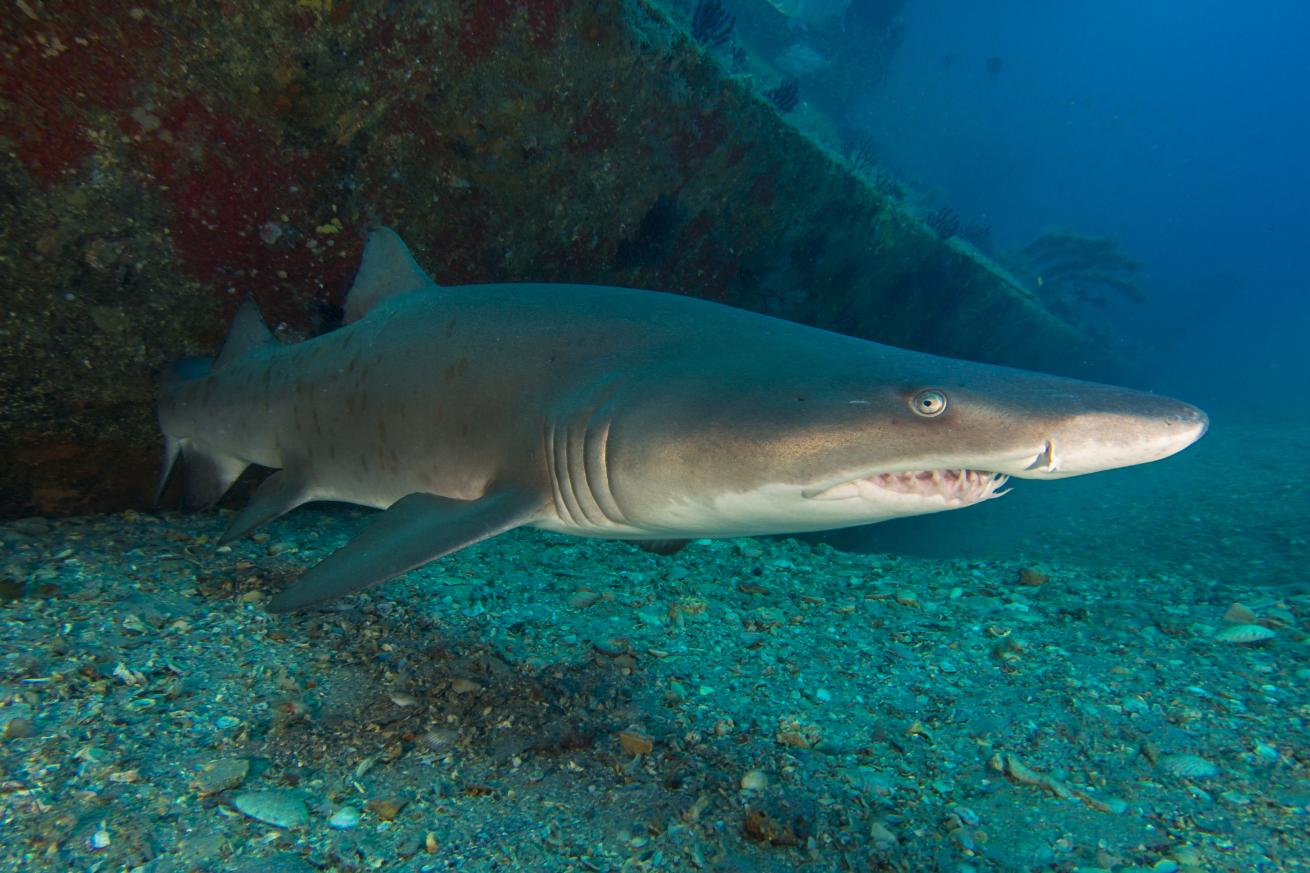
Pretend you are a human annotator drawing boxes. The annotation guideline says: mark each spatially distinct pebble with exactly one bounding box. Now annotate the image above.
[365,796,408,821]
[618,729,654,756]
[232,790,310,829]
[1223,602,1257,624]
[1103,796,1129,814]
[1017,568,1048,587]
[2,717,34,740]
[740,769,767,791]
[567,590,602,609]
[328,806,361,829]
[449,677,483,694]
[192,758,249,795]
[840,765,895,798]
[0,705,33,737]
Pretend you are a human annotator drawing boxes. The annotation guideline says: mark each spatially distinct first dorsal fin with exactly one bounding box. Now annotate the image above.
[214,299,275,370]
[344,227,435,323]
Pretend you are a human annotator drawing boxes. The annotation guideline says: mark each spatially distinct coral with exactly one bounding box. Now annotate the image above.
[691,0,734,48]
[843,136,879,176]
[873,169,903,201]
[925,207,960,241]
[765,79,800,113]
[1018,232,1145,306]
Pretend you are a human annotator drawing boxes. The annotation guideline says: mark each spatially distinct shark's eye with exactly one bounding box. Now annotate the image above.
[910,389,948,417]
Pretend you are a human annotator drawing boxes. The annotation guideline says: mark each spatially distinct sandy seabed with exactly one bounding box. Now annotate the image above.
[1,418,1307,872]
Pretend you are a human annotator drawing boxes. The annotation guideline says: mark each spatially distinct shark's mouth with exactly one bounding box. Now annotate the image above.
[806,469,1011,505]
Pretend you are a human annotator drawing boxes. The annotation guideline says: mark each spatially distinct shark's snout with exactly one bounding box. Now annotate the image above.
[1009,398,1208,479]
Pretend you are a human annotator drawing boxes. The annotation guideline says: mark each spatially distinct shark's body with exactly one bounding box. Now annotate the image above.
[159,228,1207,612]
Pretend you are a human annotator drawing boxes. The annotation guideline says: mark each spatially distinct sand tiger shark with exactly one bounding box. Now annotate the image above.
[158,228,1207,612]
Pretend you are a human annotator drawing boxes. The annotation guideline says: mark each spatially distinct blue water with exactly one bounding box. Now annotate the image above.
[850,0,1310,418]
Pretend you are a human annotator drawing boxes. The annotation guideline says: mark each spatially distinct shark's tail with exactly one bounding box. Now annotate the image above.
[156,300,275,507]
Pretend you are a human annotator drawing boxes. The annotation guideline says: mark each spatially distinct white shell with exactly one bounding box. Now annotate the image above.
[1160,754,1218,779]
[1212,624,1276,644]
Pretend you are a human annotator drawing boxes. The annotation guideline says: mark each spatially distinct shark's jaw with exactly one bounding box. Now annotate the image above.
[804,468,1011,505]
[577,467,1016,540]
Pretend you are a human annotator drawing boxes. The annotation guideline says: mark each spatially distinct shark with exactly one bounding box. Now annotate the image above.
[158,228,1208,612]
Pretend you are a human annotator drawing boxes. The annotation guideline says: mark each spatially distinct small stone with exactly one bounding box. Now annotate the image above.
[1017,568,1048,587]
[1223,602,1257,624]
[89,824,110,850]
[740,769,767,791]
[618,729,654,756]
[3,717,34,740]
[0,704,34,738]
[192,758,249,795]
[449,677,483,694]
[567,590,602,609]
[869,819,898,848]
[743,807,799,846]
[232,790,309,829]
[365,796,408,821]
[328,807,361,829]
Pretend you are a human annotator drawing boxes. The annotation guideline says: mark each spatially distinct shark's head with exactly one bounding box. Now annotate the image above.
[604,338,1208,537]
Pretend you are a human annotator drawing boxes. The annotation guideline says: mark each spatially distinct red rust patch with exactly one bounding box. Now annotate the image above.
[451,0,571,63]
[134,95,356,329]
[568,102,617,154]
[0,1,162,183]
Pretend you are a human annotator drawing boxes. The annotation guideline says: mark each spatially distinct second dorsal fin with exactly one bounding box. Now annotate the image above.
[344,227,436,323]
[214,299,275,370]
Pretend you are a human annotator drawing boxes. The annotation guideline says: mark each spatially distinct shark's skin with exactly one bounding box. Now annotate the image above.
[158,228,1208,612]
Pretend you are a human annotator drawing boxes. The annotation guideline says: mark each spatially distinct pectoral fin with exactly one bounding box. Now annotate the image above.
[267,487,543,613]
[219,471,309,545]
